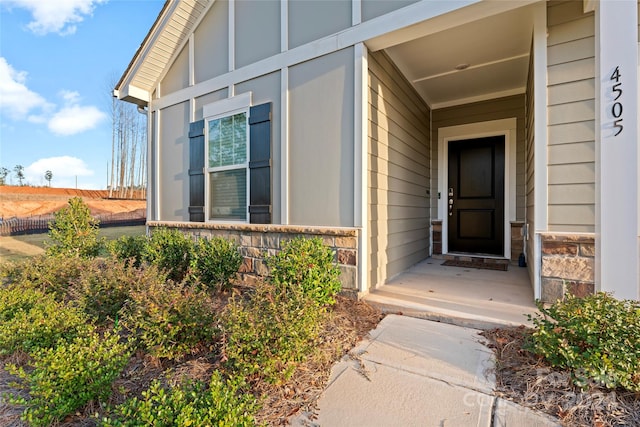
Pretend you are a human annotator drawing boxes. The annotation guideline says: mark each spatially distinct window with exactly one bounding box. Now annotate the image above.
[190,94,271,224]
[205,111,249,221]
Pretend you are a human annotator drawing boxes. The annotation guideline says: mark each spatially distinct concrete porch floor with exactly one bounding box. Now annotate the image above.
[364,258,540,329]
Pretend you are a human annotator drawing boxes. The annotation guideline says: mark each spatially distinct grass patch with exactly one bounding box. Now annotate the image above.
[0,226,146,263]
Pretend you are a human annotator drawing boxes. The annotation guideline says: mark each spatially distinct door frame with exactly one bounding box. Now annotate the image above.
[437,118,517,259]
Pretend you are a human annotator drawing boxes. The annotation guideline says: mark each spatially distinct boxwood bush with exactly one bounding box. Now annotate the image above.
[267,236,341,307]
[120,280,217,360]
[0,287,88,355]
[102,372,257,426]
[528,292,640,391]
[6,329,131,427]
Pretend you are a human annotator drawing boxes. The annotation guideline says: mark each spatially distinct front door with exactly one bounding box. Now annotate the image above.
[447,136,505,255]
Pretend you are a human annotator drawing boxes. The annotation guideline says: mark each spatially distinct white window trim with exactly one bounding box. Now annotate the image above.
[203,93,252,223]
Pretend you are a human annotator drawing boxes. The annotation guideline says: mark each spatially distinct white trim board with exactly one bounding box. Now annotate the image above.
[437,118,518,260]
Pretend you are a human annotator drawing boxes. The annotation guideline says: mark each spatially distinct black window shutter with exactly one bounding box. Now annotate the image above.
[248,103,272,224]
[188,119,205,222]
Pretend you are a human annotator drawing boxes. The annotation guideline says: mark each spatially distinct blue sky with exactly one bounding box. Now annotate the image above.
[0,0,164,189]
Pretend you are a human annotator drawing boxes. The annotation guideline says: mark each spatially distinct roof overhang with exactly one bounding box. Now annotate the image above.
[114,0,210,106]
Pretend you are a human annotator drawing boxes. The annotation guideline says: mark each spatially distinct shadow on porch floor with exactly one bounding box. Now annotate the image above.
[364,258,540,329]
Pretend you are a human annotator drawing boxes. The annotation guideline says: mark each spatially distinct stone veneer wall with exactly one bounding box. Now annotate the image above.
[147,221,360,296]
[510,221,525,264]
[540,233,595,302]
[431,220,442,255]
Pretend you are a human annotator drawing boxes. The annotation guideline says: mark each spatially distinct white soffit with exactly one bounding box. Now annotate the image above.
[117,0,209,103]
[384,3,536,108]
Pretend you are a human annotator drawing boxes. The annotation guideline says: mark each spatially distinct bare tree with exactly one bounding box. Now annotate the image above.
[0,167,9,185]
[107,74,147,198]
[45,170,53,187]
[14,165,24,186]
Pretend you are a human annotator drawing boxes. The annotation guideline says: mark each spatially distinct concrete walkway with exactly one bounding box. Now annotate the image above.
[290,315,560,427]
[364,259,540,329]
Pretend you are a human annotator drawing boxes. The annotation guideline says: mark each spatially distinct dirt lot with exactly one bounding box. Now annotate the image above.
[0,186,145,218]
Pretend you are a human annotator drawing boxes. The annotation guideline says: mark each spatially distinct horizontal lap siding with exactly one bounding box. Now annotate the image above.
[525,45,535,285]
[368,50,430,289]
[546,1,595,232]
[432,95,526,221]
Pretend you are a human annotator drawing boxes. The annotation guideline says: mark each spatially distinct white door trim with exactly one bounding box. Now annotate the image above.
[438,118,517,259]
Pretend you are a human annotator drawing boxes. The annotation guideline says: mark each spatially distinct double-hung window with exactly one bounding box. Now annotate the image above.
[205,110,249,221]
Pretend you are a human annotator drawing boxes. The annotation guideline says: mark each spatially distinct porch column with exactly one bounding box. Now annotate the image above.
[596,0,639,300]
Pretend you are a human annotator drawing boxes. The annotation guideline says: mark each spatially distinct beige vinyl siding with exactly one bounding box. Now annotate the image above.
[546,0,595,232]
[194,0,229,84]
[525,43,535,286]
[361,0,418,21]
[288,0,351,49]
[368,50,430,289]
[235,0,280,69]
[288,48,354,227]
[158,102,190,221]
[194,89,229,121]
[161,45,189,96]
[432,95,526,221]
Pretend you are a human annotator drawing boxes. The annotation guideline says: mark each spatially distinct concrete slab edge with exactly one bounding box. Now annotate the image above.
[370,302,530,330]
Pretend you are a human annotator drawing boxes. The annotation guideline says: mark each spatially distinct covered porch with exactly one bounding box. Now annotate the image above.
[364,258,538,328]
[364,2,542,298]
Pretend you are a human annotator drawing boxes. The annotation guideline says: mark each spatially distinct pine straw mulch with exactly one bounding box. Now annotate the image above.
[480,326,640,427]
[0,295,385,427]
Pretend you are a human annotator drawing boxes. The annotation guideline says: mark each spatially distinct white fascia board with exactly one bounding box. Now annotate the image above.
[118,85,151,105]
[119,1,179,98]
[151,0,536,112]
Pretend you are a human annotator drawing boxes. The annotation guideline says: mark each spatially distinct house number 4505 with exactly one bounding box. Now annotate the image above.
[610,66,623,136]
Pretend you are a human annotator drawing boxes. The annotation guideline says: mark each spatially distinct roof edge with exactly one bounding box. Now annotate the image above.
[114,0,172,104]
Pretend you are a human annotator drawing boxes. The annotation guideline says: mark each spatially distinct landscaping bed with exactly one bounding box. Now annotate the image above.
[0,199,384,426]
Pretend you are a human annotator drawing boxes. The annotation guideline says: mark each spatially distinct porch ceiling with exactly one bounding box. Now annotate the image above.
[383,4,536,109]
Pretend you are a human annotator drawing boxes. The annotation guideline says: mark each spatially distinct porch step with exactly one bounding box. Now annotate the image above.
[365,288,534,330]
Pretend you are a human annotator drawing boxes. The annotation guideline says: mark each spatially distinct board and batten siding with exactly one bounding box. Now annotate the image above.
[158,101,190,221]
[546,0,595,232]
[368,50,431,289]
[289,48,355,227]
[431,95,526,222]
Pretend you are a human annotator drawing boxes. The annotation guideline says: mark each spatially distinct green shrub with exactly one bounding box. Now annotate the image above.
[144,228,194,282]
[6,329,131,427]
[46,197,103,258]
[528,292,640,391]
[101,372,257,427]
[191,236,242,292]
[1,254,91,300]
[76,258,167,323]
[0,287,88,355]
[120,280,216,360]
[108,235,149,268]
[222,281,322,384]
[267,236,341,307]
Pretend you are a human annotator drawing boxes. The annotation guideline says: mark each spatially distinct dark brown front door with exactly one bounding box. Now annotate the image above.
[447,136,505,255]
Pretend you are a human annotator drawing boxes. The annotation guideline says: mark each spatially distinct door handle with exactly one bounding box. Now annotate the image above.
[448,188,454,216]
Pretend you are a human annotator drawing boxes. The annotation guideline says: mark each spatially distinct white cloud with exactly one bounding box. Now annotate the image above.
[0,57,53,120]
[47,91,107,135]
[48,105,107,136]
[0,58,107,136]
[0,0,107,36]
[25,156,94,188]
